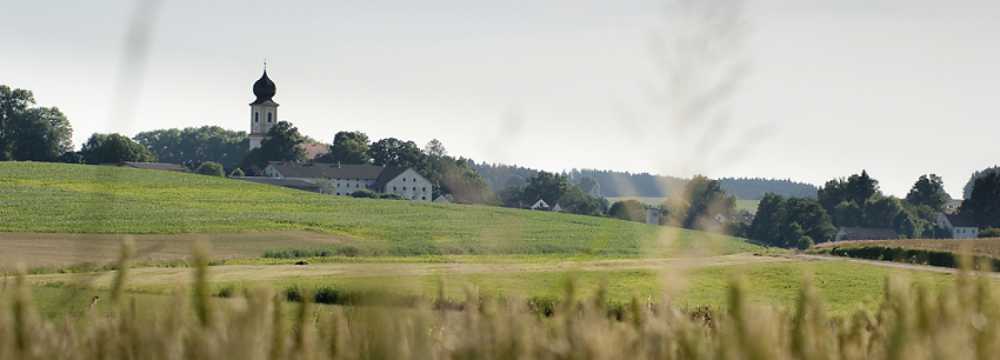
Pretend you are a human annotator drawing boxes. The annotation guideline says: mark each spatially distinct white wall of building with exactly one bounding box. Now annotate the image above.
[382,169,433,201]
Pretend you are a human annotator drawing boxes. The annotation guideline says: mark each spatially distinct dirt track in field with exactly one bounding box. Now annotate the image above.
[27,253,793,288]
[0,231,346,269]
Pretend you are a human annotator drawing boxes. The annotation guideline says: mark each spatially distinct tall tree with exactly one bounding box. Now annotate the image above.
[318,131,371,164]
[80,133,156,164]
[134,126,248,170]
[678,175,735,230]
[0,85,35,160]
[241,121,306,171]
[963,166,1000,200]
[7,107,73,161]
[749,193,833,249]
[863,196,904,228]
[520,171,570,206]
[960,172,1000,228]
[0,85,73,161]
[905,174,950,211]
[424,139,447,158]
[749,194,787,245]
[846,170,879,207]
[368,138,425,169]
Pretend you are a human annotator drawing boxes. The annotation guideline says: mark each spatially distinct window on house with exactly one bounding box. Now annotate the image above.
[254,112,259,122]
[423,187,427,192]
[267,112,273,123]
[422,196,426,200]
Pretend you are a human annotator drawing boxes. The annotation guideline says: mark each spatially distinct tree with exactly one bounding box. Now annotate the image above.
[846,170,879,207]
[520,171,570,206]
[0,85,35,160]
[557,186,607,216]
[368,138,425,169]
[575,176,601,197]
[960,172,1000,228]
[424,139,447,158]
[677,175,735,230]
[832,201,862,227]
[609,200,646,223]
[318,131,370,164]
[241,121,306,171]
[784,197,836,244]
[905,174,950,211]
[749,194,787,245]
[80,133,156,164]
[863,196,904,228]
[964,166,1000,200]
[0,85,73,161]
[748,193,833,248]
[196,161,225,177]
[134,126,248,170]
[6,107,73,162]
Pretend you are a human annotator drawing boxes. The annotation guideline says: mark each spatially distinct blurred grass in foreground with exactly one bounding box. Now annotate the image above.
[5,244,1000,359]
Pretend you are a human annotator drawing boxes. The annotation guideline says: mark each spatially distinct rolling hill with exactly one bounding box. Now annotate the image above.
[0,162,760,257]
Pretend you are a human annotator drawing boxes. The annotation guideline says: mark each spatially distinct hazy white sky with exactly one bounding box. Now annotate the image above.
[3,0,998,197]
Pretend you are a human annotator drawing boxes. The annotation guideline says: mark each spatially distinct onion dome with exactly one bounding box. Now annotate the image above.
[251,70,276,105]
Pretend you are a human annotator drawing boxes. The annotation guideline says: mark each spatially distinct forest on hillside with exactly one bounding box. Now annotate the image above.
[472,162,818,200]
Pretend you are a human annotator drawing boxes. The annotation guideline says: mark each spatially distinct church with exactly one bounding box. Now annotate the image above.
[245,69,434,201]
[248,69,279,151]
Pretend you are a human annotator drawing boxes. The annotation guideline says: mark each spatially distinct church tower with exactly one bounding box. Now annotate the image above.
[249,68,279,151]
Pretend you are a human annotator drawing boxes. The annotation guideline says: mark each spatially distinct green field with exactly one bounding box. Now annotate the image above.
[2,161,984,318]
[0,162,758,257]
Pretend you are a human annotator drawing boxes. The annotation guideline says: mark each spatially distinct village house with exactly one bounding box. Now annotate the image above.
[262,162,434,201]
[529,199,550,211]
[936,213,980,239]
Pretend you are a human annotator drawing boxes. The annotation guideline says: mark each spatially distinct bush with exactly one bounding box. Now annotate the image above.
[816,245,1000,271]
[981,228,1000,238]
[379,193,404,200]
[351,189,378,198]
[263,245,363,259]
[195,161,225,177]
[80,133,156,164]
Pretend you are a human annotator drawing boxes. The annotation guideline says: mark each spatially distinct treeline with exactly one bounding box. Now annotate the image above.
[472,162,816,200]
[748,171,1000,249]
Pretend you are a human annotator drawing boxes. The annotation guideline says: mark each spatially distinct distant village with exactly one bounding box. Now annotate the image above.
[4,68,998,250]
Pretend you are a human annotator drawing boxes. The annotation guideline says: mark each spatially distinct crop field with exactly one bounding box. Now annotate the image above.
[0,162,759,257]
[2,161,985,324]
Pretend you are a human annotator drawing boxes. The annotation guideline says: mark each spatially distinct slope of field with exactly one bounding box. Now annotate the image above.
[28,256,972,315]
[0,162,759,257]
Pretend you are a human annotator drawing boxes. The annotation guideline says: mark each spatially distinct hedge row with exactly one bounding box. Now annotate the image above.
[815,245,1000,271]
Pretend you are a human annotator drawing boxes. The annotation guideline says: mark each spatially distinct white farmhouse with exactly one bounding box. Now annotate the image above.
[936,213,980,239]
[529,199,550,211]
[263,162,434,201]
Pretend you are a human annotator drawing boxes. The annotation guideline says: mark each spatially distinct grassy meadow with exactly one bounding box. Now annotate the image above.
[0,162,757,257]
[3,161,993,330]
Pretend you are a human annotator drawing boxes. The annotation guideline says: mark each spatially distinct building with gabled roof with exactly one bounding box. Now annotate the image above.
[263,162,433,201]
[936,212,980,239]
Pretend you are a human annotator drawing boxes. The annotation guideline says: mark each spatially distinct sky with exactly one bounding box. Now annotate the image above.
[2,0,998,197]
